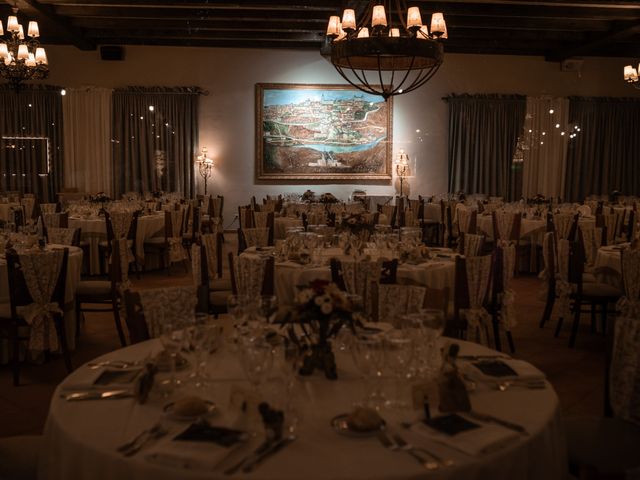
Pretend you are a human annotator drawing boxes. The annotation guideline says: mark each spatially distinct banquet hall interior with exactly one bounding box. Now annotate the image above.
[0,1,639,479]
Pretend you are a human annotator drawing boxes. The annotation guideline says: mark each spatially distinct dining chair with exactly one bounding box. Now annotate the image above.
[144,208,188,274]
[191,233,232,317]
[98,210,139,277]
[237,227,270,253]
[182,204,201,250]
[369,283,426,324]
[76,238,128,346]
[2,247,71,386]
[489,241,517,353]
[123,286,198,344]
[45,227,81,247]
[539,232,558,329]
[448,254,493,345]
[228,252,275,297]
[457,232,484,257]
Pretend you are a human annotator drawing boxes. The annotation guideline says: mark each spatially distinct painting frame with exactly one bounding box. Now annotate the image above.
[255,83,393,182]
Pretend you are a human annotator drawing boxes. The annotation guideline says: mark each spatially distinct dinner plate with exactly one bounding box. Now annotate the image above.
[163,400,217,422]
[330,413,385,438]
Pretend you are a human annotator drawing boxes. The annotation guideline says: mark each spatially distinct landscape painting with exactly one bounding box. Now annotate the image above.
[255,83,392,181]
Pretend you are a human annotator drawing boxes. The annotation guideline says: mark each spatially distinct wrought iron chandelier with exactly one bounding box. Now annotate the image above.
[623,64,640,89]
[0,7,48,92]
[323,1,447,100]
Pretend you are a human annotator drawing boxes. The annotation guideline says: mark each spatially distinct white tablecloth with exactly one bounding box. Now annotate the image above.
[39,338,567,480]
[0,245,83,361]
[476,215,546,240]
[69,214,165,274]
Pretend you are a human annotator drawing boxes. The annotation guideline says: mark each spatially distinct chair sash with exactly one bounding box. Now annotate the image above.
[462,255,492,345]
[16,250,65,352]
[553,213,574,240]
[497,240,517,331]
[168,209,187,263]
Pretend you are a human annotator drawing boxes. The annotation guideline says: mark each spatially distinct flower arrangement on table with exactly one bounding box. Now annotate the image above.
[528,193,548,205]
[283,280,358,380]
[338,212,374,236]
[319,192,339,204]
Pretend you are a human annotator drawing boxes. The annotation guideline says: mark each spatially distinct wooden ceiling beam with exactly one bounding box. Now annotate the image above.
[43,0,341,12]
[546,21,640,61]
[84,28,323,42]
[13,0,96,50]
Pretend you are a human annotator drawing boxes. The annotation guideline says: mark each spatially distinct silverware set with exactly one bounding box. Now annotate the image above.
[377,429,454,470]
[87,360,141,370]
[224,435,296,475]
[62,389,133,401]
[117,423,168,457]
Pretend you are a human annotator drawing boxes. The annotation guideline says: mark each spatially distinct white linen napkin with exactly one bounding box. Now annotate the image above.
[462,358,546,383]
[412,418,520,456]
[145,436,248,472]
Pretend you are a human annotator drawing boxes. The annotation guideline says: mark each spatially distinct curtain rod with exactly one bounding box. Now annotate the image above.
[116,87,209,96]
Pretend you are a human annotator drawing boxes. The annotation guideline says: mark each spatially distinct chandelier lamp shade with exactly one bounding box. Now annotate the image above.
[0,7,49,91]
[324,1,447,100]
[623,64,640,89]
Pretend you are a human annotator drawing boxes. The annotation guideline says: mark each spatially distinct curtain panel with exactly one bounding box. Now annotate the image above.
[446,94,526,200]
[521,96,570,200]
[112,87,200,198]
[0,85,64,201]
[564,97,640,201]
[62,87,113,196]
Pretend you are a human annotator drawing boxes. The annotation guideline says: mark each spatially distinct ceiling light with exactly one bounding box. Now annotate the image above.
[323,1,447,100]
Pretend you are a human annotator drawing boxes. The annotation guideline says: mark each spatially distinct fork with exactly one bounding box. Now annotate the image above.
[392,433,454,468]
[119,424,168,456]
[377,430,439,470]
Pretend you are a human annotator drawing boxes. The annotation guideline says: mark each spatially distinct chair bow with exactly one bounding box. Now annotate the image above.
[463,307,491,345]
[17,302,62,352]
[168,236,186,262]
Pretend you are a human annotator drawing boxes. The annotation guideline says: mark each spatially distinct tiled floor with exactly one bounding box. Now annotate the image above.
[0,245,606,438]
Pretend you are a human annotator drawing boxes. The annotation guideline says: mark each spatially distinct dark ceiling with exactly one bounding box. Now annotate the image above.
[2,0,640,62]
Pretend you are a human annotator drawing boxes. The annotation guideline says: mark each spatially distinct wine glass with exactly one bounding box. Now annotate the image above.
[351,335,385,408]
[158,315,185,396]
[239,338,273,394]
[186,313,214,388]
[384,329,415,409]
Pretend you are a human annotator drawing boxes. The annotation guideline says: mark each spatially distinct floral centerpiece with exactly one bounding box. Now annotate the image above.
[284,280,357,380]
[338,212,373,236]
[89,192,111,204]
[319,192,339,204]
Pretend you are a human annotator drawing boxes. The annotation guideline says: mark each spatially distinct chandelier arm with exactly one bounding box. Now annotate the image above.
[333,64,379,97]
[388,54,417,95]
[343,54,381,96]
[400,63,443,95]
[376,53,388,97]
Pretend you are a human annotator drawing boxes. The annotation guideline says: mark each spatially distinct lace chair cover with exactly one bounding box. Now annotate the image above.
[494,210,516,240]
[20,197,35,219]
[579,224,602,266]
[458,208,473,234]
[306,208,326,226]
[168,209,187,263]
[113,237,132,293]
[253,211,270,229]
[609,249,640,425]
[345,203,364,214]
[375,284,426,324]
[403,208,419,227]
[109,211,133,239]
[409,199,421,216]
[238,207,252,229]
[462,234,483,257]
[553,213,574,240]
[243,227,270,248]
[138,286,197,338]
[328,203,345,215]
[234,255,267,297]
[497,240,517,331]
[462,255,492,345]
[338,258,385,314]
[201,233,219,280]
[47,227,76,246]
[260,203,276,213]
[540,232,557,281]
[43,213,63,228]
[41,203,57,215]
[211,197,223,218]
[16,250,65,352]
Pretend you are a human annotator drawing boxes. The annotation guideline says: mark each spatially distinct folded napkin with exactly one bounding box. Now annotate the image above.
[61,367,143,391]
[462,359,545,383]
[413,415,519,456]
[145,426,248,472]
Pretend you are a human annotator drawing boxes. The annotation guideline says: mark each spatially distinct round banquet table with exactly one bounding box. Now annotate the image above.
[241,248,457,305]
[69,213,165,274]
[0,244,83,362]
[594,244,626,290]
[39,336,566,480]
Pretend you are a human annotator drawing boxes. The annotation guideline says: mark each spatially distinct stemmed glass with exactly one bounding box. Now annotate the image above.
[227,294,253,350]
[405,309,445,380]
[384,329,415,409]
[351,335,385,408]
[186,313,220,388]
[239,338,273,395]
[158,314,185,397]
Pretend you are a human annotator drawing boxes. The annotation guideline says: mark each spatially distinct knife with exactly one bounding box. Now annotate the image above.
[467,411,529,435]
[242,435,296,473]
[62,389,133,401]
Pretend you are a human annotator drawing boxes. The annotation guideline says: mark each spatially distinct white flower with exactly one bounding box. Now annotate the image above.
[320,302,333,315]
[296,289,313,304]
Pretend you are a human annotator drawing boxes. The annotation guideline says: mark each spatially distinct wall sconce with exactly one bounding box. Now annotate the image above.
[395,148,410,196]
[196,146,215,195]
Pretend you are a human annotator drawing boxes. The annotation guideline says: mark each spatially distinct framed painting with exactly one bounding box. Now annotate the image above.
[255,83,393,181]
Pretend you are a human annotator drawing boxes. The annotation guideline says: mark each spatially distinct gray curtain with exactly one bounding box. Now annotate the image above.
[0,84,64,201]
[112,87,200,197]
[564,97,640,201]
[445,94,526,200]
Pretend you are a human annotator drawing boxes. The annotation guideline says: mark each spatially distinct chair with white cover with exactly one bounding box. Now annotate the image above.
[45,227,81,247]
[191,233,232,316]
[3,247,71,386]
[370,283,426,324]
[238,227,270,253]
[565,248,640,477]
[124,286,198,344]
[490,241,517,353]
[228,252,275,298]
[144,208,188,273]
[457,233,484,257]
